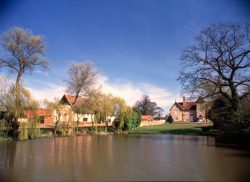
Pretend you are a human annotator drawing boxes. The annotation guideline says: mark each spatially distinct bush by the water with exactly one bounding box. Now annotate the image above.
[113,109,141,131]
[128,111,141,130]
[208,95,250,133]
[166,115,174,123]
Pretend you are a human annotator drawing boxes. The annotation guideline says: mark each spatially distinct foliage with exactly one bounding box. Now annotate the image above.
[57,122,69,136]
[207,93,250,133]
[0,119,8,138]
[208,95,250,132]
[128,110,141,130]
[0,27,48,139]
[18,123,28,140]
[43,98,62,136]
[166,115,174,123]
[236,95,250,132]
[112,97,132,131]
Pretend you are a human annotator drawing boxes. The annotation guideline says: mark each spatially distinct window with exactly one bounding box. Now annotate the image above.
[38,116,45,124]
[83,117,88,122]
[64,113,67,117]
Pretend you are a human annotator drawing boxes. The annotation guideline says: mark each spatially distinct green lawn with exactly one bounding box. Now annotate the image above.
[128,123,213,136]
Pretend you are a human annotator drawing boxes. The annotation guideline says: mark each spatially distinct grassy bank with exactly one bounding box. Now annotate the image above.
[128,123,213,136]
[0,136,12,141]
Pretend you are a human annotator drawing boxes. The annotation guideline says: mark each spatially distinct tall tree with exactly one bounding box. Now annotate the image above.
[66,62,98,105]
[134,95,163,116]
[65,62,99,133]
[178,23,250,112]
[113,97,132,131]
[0,27,48,136]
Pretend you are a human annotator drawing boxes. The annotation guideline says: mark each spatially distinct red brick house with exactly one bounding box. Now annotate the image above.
[169,97,210,123]
[141,115,154,122]
[24,109,53,125]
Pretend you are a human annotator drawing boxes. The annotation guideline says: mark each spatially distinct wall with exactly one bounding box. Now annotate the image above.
[140,120,165,127]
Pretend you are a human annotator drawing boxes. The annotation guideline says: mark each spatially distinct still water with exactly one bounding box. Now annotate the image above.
[0,135,250,181]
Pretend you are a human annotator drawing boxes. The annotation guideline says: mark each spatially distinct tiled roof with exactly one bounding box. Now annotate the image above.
[24,109,52,118]
[63,94,85,107]
[141,115,154,120]
[176,102,196,111]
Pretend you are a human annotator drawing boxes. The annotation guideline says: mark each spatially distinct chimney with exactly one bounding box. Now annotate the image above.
[183,96,187,107]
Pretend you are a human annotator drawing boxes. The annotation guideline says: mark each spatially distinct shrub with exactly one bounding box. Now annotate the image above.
[208,95,250,132]
[166,115,174,123]
[128,111,141,130]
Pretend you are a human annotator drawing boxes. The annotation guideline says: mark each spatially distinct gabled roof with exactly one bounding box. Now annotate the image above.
[59,94,85,108]
[170,102,196,111]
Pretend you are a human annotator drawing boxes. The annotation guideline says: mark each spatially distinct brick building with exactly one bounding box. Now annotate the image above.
[169,97,210,123]
[24,109,53,125]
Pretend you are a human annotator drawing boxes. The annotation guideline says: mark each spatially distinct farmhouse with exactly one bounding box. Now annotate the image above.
[24,109,53,125]
[22,94,115,126]
[169,97,210,123]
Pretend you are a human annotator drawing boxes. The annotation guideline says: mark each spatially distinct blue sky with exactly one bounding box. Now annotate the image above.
[0,0,249,111]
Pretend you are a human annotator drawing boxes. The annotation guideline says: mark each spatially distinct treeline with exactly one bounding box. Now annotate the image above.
[0,27,143,139]
[0,27,165,140]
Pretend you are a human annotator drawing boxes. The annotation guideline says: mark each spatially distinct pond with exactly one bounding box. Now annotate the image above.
[0,135,250,181]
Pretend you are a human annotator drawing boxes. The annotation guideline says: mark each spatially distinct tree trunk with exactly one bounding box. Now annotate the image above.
[105,121,108,132]
[54,120,58,136]
[13,74,22,140]
[105,114,108,132]
[76,119,79,135]
[229,83,239,112]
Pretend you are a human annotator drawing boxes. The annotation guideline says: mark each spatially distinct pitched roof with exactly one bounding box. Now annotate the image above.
[170,102,196,111]
[24,109,52,118]
[141,115,154,120]
[60,94,85,108]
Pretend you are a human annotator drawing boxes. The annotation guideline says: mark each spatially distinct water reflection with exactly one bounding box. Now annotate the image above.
[0,135,250,181]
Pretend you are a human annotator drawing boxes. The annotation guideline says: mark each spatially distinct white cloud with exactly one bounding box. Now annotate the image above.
[27,83,65,102]
[97,75,179,112]
[27,74,179,113]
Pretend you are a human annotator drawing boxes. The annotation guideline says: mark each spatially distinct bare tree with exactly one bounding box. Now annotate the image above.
[155,107,164,119]
[65,62,98,133]
[179,23,250,111]
[0,27,48,132]
[66,62,98,105]
[134,95,163,116]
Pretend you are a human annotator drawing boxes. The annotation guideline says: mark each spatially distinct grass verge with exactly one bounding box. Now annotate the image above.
[128,123,213,136]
